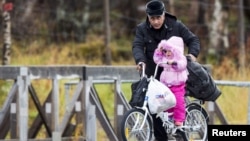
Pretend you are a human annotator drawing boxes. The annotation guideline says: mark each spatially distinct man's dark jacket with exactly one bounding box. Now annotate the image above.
[132,12,200,79]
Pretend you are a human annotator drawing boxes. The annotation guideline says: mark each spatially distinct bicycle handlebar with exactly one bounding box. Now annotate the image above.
[153,62,168,78]
[138,62,168,79]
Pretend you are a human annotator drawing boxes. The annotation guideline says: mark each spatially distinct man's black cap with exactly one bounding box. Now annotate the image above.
[146,0,165,16]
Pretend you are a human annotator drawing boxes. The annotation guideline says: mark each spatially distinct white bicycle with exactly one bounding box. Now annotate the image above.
[120,63,209,141]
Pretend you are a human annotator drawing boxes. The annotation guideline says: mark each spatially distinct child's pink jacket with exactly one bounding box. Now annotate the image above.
[153,36,188,87]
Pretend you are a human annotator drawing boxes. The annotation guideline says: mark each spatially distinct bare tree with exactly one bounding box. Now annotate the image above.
[238,0,245,74]
[1,0,12,65]
[104,0,111,65]
[208,0,229,64]
[168,0,175,15]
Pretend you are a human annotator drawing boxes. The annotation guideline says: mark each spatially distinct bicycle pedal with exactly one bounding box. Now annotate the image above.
[171,126,184,135]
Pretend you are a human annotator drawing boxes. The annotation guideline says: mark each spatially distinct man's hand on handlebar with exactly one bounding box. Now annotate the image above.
[136,62,146,72]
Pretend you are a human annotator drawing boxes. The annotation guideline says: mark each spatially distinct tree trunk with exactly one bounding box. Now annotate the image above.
[168,0,175,15]
[208,0,229,64]
[104,0,111,65]
[1,0,12,65]
[238,0,246,74]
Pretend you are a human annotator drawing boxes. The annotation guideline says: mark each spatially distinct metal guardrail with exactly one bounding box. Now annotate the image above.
[215,80,250,87]
[0,65,249,141]
[0,65,140,141]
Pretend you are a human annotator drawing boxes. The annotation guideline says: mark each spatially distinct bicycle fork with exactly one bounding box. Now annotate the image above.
[132,107,150,131]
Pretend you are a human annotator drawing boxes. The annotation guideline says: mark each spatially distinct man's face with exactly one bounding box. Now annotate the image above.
[148,14,165,29]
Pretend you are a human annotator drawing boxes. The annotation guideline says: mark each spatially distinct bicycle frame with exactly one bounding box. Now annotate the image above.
[133,96,151,130]
[134,62,176,133]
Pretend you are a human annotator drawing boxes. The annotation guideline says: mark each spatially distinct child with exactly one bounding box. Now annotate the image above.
[153,36,188,126]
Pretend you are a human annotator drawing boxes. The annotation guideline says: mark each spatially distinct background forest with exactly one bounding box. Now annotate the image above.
[0,0,250,139]
[1,0,250,70]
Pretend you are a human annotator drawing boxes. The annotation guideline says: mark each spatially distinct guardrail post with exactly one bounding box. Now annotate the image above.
[248,88,250,124]
[17,67,29,141]
[207,101,215,124]
[85,77,96,141]
[114,77,123,140]
[45,102,52,137]
[10,103,17,138]
[52,77,61,141]
[87,105,96,141]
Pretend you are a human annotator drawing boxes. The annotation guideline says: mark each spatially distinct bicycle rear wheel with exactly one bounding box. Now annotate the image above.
[120,108,153,141]
[183,104,208,141]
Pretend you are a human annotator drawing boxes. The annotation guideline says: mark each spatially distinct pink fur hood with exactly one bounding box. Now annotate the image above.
[153,36,188,86]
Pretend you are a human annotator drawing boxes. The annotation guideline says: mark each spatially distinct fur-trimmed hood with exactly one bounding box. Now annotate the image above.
[157,36,184,59]
[153,36,188,86]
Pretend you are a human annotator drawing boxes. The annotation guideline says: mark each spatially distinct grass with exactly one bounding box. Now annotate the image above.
[0,39,249,139]
[211,57,250,124]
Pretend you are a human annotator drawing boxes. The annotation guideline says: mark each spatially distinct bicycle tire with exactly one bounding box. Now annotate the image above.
[183,104,208,141]
[120,108,153,141]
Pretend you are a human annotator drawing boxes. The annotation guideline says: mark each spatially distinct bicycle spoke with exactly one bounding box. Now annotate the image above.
[183,105,208,140]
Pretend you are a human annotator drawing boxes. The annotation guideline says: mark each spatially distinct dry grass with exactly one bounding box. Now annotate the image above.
[212,56,249,124]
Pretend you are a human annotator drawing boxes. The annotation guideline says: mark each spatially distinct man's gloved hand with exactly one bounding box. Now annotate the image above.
[136,62,146,71]
[187,54,197,61]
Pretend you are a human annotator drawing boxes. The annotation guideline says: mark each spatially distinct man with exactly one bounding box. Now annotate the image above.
[132,0,200,140]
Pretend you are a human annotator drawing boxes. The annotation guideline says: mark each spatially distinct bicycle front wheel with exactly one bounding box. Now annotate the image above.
[120,108,153,141]
[183,104,208,141]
